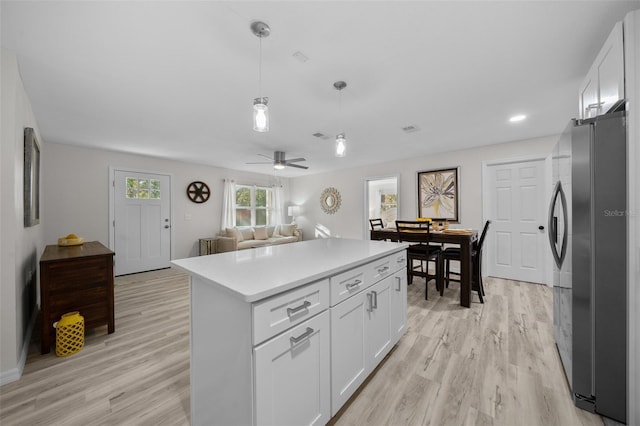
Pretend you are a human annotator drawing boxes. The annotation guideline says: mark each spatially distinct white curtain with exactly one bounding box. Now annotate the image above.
[273,185,284,226]
[221,179,235,230]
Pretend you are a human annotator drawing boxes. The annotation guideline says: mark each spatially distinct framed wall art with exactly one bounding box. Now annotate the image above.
[24,127,40,227]
[417,167,459,222]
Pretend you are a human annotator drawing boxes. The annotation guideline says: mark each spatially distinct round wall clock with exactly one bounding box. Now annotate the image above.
[186,181,211,203]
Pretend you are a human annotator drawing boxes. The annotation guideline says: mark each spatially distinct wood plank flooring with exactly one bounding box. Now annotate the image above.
[0,268,603,425]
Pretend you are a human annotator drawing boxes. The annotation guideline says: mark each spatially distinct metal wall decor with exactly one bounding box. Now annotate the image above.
[187,181,211,203]
[320,187,342,214]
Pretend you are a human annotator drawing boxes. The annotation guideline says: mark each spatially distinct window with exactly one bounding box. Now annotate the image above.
[235,185,273,226]
[126,177,161,199]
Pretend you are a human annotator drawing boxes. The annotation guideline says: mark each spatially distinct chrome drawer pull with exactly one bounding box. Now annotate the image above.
[290,327,314,344]
[346,279,362,289]
[287,300,311,316]
[397,257,405,263]
[367,293,374,312]
[395,276,402,291]
[377,266,389,274]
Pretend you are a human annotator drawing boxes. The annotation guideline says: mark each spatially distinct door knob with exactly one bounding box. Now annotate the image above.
[538,225,545,230]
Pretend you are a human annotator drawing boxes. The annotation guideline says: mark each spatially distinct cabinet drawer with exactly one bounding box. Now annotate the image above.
[390,250,407,272]
[44,257,109,291]
[365,253,399,284]
[253,279,329,345]
[330,265,368,306]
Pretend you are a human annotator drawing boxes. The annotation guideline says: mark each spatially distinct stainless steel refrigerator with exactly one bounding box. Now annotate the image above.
[548,109,627,423]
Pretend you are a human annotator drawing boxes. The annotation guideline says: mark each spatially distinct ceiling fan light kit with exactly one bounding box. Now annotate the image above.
[251,21,270,133]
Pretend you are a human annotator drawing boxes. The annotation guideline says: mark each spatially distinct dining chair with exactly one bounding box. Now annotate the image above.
[441,220,491,303]
[395,220,442,300]
[369,218,384,230]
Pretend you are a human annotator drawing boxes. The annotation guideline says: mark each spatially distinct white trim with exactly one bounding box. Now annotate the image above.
[0,305,38,386]
[481,154,553,286]
[108,166,175,265]
[362,174,400,239]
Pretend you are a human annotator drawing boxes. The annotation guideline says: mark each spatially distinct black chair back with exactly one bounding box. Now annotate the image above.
[395,220,431,243]
[477,220,491,251]
[369,218,384,230]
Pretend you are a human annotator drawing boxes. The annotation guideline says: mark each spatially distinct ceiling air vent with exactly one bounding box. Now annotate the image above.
[312,132,331,140]
[402,125,420,133]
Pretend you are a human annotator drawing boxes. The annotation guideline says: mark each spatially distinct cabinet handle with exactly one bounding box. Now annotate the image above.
[372,291,378,309]
[290,327,314,344]
[377,266,389,274]
[395,276,402,291]
[287,300,311,317]
[345,279,362,290]
[397,257,405,264]
[367,293,374,312]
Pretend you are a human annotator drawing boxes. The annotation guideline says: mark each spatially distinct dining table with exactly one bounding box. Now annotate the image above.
[370,227,478,308]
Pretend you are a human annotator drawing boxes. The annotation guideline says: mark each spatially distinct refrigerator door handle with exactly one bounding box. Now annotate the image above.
[548,180,568,269]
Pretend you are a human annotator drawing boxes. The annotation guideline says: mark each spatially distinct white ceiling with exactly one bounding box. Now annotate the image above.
[2,1,639,177]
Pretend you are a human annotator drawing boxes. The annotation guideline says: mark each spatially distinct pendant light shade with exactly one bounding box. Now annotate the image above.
[333,81,347,157]
[335,133,346,157]
[251,21,270,132]
[253,97,269,132]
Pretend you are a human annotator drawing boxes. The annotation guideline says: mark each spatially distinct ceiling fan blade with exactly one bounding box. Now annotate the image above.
[246,161,272,164]
[286,163,309,169]
[284,158,306,163]
[257,154,274,161]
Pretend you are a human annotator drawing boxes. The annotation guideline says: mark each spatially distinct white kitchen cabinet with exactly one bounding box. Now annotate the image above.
[173,239,408,425]
[254,310,330,426]
[330,274,397,415]
[579,21,624,119]
[390,270,408,343]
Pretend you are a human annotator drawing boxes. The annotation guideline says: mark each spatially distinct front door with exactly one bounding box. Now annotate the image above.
[113,170,171,275]
[486,159,548,284]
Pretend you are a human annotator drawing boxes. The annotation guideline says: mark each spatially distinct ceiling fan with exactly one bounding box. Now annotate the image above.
[246,151,308,170]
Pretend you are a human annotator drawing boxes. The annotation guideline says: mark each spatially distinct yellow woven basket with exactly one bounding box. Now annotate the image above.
[55,311,85,357]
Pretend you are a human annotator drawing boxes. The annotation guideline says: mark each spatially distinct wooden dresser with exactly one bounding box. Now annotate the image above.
[39,241,115,354]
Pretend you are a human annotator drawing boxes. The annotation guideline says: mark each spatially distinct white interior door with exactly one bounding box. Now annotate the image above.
[486,159,548,284]
[113,170,171,275]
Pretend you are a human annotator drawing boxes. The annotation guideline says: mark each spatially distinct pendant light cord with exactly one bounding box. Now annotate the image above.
[258,36,262,99]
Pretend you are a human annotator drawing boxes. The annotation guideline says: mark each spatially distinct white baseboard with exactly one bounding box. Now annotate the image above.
[0,308,38,386]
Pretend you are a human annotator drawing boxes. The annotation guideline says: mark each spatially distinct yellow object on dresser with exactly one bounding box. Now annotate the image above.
[57,233,84,246]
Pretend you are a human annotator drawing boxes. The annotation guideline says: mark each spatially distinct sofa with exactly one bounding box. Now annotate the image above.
[217,224,302,253]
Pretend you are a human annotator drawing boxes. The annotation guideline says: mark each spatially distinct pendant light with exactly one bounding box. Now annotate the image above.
[251,21,270,132]
[333,81,347,157]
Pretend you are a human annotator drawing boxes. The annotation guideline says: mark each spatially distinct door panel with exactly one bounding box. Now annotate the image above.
[487,159,547,283]
[114,170,171,275]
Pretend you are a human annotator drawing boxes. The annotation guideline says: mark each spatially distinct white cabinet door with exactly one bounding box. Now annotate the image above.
[366,277,393,371]
[330,291,367,415]
[254,311,330,426]
[390,270,407,344]
[579,21,624,118]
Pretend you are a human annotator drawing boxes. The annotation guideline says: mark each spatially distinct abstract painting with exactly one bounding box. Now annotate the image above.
[417,167,459,222]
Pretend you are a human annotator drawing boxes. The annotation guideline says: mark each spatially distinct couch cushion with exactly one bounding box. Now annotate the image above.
[238,240,269,250]
[266,225,276,237]
[268,236,297,245]
[226,227,243,242]
[279,223,297,237]
[253,226,268,240]
[239,227,254,240]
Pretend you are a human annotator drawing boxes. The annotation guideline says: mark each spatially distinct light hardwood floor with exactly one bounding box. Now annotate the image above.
[0,268,602,425]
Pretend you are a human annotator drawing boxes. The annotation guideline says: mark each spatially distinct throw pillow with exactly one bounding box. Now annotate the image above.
[266,225,276,237]
[253,226,268,240]
[280,223,296,237]
[239,227,254,240]
[226,227,243,242]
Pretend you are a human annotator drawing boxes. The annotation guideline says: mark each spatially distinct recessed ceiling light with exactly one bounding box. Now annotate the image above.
[509,114,526,122]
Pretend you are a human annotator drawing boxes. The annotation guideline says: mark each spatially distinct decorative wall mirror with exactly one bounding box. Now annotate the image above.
[320,187,341,214]
[24,127,40,227]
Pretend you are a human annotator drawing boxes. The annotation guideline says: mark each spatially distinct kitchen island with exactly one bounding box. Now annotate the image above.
[172,238,408,426]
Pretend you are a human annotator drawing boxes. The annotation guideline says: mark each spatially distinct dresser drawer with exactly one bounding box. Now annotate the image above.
[330,264,368,306]
[253,279,329,345]
[44,257,109,291]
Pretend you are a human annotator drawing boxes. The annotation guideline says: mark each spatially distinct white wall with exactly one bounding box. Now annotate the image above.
[290,135,557,242]
[43,143,288,260]
[1,49,45,384]
[624,9,640,426]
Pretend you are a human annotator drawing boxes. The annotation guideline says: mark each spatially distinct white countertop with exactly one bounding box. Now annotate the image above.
[172,238,407,302]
